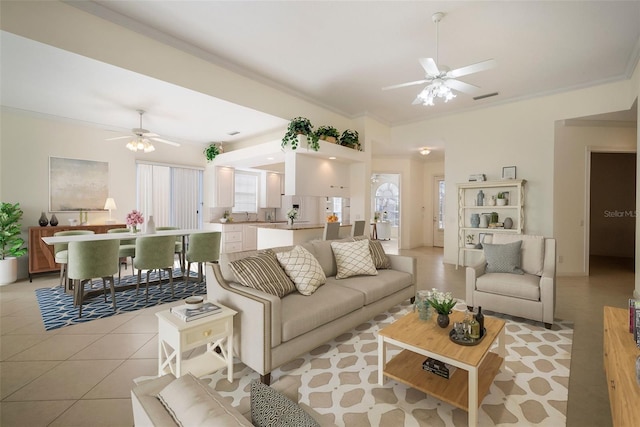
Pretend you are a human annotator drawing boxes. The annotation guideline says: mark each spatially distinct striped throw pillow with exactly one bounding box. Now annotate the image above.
[230,249,296,297]
[369,239,391,269]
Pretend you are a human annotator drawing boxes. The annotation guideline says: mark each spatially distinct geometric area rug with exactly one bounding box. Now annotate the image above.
[35,268,205,331]
[202,301,573,427]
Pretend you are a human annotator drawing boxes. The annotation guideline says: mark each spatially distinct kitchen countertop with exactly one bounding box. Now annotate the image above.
[253,223,351,230]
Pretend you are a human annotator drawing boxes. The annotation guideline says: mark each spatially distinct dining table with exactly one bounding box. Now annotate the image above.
[42,228,211,295]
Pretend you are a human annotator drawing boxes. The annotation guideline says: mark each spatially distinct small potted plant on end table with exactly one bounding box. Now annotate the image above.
[281,117,320,151]
[0,202,27,285]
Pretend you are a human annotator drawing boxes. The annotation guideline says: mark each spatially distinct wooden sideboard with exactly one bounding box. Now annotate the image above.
[28,224,126,281]
[603,306,640,426]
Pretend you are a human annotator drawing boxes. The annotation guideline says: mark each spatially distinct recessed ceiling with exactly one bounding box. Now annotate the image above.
[1,1,638,157]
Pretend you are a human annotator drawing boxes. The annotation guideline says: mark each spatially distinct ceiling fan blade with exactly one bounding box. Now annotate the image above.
[445,79,481,94]
[150,137,181,147]
[142,132,160,138]
[447,59,496,78]
[382,79,429,91]
[105,135,131,141]
[411,95,424,105]
[419,58,440,76]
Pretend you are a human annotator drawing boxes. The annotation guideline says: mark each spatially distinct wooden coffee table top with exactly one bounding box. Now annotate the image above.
[379,310,506,368]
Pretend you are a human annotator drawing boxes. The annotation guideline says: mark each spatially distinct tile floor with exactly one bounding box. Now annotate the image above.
[0,247,634,426]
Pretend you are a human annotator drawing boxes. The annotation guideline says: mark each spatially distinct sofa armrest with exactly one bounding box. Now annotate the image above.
[131,374,178,427]
[387,254,416,279]
[206,263,278,376]
[465,259,486,307]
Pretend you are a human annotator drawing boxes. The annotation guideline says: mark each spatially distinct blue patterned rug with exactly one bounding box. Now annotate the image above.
[35,268,206,331]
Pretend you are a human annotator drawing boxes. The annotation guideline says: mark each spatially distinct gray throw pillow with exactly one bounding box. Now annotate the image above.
[250,381,320,427]
[483,240,524,274]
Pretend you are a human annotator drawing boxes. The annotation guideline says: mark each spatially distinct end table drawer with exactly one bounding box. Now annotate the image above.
[183,319,230,347]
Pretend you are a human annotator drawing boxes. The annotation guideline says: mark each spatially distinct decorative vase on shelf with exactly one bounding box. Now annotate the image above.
[38,212,48,227]
[476,190,484,207]
[437,313,450,328]
[470,213,480,228]
[49,214,59,226]
[480,214,489,228]
[504,217,513,229]
[488,196,496,206]
[146,215,156,234]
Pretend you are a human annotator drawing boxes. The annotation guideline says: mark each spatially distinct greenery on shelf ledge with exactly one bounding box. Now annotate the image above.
[204,144,221,162]
[339,129,361,151]
[315,125,340,143]
[281,117,320,151]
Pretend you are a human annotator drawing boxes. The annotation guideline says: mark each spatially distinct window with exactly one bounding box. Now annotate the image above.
[375,182,399,226]
[437,178,445,230]
[136,162,203,229]
[233,171,258,213]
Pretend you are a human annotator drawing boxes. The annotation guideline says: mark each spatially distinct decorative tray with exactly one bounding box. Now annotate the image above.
[449,328,487,346]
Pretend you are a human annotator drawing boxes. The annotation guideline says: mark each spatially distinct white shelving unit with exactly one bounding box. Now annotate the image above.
[457,179,526,268]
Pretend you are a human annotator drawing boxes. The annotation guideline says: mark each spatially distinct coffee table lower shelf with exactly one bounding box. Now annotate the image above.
[383,349,503,411]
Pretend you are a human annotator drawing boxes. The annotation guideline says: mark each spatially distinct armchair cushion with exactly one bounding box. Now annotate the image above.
[483,240,524,274]
[476,272,541,301]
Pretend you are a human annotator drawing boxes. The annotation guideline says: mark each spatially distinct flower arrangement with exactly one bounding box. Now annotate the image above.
[126,210,144,228]
[287,208,298,222]
[425,288,456,315]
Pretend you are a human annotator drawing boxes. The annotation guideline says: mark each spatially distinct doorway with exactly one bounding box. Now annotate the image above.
[371,173,400,252]
[587,151,636,274]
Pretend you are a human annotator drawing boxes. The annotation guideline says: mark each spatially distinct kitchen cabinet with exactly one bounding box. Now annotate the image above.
[206,165,235,207]
[284,153,350,197]
[260,171,282,208]
[204,222,258,253]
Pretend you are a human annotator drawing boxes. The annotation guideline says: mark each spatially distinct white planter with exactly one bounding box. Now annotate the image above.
[497,198,507,206]
[0,257,18,285]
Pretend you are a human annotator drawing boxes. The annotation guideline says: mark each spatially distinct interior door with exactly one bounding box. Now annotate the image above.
[433,176,445,247]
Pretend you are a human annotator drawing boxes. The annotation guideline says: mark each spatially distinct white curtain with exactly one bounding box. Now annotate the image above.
[137,162,202,229]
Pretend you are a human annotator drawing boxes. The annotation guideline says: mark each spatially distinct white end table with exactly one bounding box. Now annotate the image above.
[156,302,236,381]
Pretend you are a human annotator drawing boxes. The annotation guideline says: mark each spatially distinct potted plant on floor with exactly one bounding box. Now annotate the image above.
[281,117,320,151]
[339,129,361,151]
[0,202,27,285]
[315,125,340,144]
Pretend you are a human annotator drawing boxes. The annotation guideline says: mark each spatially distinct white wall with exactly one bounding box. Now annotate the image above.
[554,123,637,274]
[392,78,637,266]
[0,110,205,279]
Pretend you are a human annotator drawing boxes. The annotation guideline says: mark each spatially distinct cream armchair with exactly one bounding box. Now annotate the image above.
[466,234,556,329]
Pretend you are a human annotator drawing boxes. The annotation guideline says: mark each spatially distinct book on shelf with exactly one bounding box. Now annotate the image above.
[422,357,457,379]
[634,301,640,348]
[630,299,637,333]
[171,302,222,322]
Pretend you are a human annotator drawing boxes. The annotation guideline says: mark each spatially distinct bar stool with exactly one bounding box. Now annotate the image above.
[323,222,341,240]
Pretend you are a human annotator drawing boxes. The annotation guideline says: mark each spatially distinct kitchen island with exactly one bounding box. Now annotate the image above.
[254,223,352,249]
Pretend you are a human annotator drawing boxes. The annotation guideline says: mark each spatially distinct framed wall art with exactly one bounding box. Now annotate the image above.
[502,166,517,180]
[49,157,109,212]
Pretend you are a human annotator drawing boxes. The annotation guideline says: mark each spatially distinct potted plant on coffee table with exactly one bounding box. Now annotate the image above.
[0,202,27,285]
[281,117,320,151]
[315,125,340,144]
[339,129,361,151]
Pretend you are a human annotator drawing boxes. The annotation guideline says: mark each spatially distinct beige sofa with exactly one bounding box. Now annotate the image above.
[206,238,416,383]
[466,234,556,328]
[131,373,336,426]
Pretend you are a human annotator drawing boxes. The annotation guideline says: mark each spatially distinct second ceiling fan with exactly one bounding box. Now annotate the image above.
[383,12,496,106]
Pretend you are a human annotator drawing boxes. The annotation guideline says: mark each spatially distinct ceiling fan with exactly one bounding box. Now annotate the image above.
[106,109,181,152]
[383,12,496,106]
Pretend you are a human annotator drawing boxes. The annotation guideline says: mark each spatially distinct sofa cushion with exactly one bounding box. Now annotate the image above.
[280,283,365,342]
[369,239,391,269]
[301,238,352,278]
[492,234,545,276]
[157,373,252,427]
[476,272,541,301]
[276,245,326,296]
[483,241,524,274]
[331,239,378,279]
[328,269,413,305]
[250,380,319,427]
[229,249,296,298]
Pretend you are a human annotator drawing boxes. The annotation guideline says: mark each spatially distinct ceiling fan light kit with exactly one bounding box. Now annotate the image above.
[106,109,180,152]
[383,11,496,107]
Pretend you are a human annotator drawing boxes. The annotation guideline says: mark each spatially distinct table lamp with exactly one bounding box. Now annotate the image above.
[104,198,117,224]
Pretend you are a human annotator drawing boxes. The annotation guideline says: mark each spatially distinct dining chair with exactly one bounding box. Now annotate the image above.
[67,239,120,318]
[53,230,95,290]
[351,220,366,237]
[133,235,176,302]
[185,232,222,283]
[107,227,136,282]
[323,222,341,240]
[156,226,184,272]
